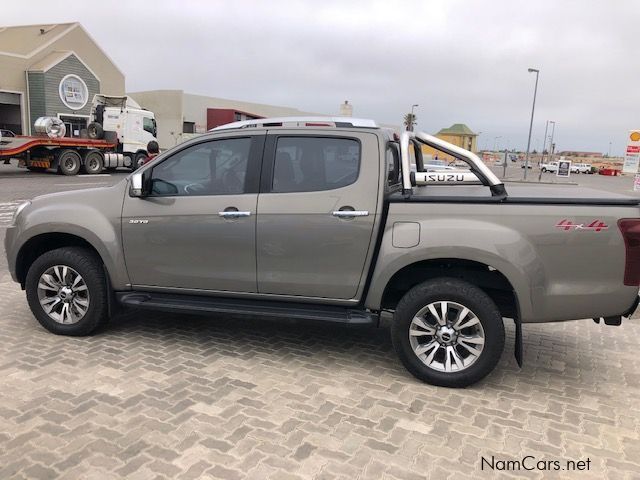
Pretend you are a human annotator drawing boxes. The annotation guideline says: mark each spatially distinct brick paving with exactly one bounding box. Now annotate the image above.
[1,170,640,479]
[1,279,639,479]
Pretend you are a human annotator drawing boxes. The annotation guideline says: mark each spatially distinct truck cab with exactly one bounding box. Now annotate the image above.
[92,95,157,166]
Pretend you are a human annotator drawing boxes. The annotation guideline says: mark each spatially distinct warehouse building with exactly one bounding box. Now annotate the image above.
[128,90,324,150]
[0,22,124,136]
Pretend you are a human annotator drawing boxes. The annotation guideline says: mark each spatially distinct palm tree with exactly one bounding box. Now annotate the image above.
[403,113,416,131]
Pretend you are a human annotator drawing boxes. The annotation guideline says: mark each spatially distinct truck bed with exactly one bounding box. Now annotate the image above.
[396,184,640,205]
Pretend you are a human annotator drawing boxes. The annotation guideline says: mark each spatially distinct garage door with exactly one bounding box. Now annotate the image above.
[0,92,22,135]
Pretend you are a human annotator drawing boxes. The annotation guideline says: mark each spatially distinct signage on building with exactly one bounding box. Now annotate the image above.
[59,74,88,110]
[557,157,571,177]
[623,130,640,174]
[634,174,640,192]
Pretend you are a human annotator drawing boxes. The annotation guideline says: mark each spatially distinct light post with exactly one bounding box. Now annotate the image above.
[539,120,555,181]
[548,121,556,161]
[541,120,549,165]
[523,68,539,180]
[608,141,612,157]
[494,136,501,151]
[410,104,418,132]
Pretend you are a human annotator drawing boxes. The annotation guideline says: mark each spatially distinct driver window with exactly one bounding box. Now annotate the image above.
[150,137,251,196]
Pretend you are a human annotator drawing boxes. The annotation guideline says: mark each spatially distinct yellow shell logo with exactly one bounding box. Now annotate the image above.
[631,131,640,142]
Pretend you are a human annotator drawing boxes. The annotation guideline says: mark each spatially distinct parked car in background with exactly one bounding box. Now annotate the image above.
[571,163,593,174]
[423,163,456,171]
[0,129,16,139]
[540,161,559,173]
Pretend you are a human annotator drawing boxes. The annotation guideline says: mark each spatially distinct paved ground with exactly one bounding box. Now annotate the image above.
[1,164,640,479]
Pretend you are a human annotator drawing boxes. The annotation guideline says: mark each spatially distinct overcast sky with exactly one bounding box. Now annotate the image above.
[3,0,639,154]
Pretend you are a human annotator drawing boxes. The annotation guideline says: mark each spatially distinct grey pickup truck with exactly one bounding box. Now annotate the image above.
[5,117,640,387]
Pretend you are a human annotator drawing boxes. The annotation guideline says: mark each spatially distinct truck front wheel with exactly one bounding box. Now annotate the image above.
[391,278,505,388]
[25,247,110,336]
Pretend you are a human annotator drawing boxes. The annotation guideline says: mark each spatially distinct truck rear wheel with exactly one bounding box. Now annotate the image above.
[25,247,110,336]
[391,278,505,388]
[83,150,104,174]
[57,150,81,176]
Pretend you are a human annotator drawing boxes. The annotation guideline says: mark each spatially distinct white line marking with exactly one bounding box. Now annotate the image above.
[53,182,109,186]
[78,174,112,177]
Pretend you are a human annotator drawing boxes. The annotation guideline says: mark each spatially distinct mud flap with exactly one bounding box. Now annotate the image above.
[514,317,523,367]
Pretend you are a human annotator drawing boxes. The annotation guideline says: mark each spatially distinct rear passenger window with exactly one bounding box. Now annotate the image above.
[386,143,401,187]
[272,137,360,193]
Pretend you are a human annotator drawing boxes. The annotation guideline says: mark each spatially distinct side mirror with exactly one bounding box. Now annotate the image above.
[130,171,147,197]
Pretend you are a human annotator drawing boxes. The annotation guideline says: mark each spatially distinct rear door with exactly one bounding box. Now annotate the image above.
[256,130,379,299]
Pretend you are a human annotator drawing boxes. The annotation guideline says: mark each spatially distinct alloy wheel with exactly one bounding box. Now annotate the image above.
[408,301,485,372]
[37,265,90,324]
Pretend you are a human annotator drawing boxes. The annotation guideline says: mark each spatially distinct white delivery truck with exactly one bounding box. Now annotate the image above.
[0,95,158,175]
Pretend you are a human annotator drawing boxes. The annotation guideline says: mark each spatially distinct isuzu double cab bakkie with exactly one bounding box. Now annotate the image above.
[5,117,640,387]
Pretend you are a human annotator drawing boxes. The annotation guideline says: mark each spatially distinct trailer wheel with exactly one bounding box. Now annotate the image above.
[83,150,104,174]
[87,122,104,140]
[57,150,82,176]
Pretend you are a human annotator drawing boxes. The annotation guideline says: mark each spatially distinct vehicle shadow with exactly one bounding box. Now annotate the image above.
[104,309,533,387]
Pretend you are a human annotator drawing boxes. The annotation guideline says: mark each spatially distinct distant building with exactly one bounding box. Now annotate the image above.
[420,123,478,162]
[0,22,125,136]
[557,151,603,158]
[128,90,326,149]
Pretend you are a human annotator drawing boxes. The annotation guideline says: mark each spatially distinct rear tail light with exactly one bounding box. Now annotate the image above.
[618,219,640,285]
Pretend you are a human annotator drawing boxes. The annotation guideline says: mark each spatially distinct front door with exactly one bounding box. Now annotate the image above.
[122,134,264,292]
[256,132,379,300]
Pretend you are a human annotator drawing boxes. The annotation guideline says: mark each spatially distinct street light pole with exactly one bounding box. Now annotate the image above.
[524,68,540,180]
[539,120,555,181]
[410,104,418,132]
[541,120,549,165]
[494,136,501,151]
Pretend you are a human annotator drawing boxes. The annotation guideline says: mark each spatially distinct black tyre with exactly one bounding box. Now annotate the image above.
[541,168,547,173]
[57,150,81,176]
[83,150,104,174]
[25,247,110,336]
[87,122,104,139]
[391,278,505,388]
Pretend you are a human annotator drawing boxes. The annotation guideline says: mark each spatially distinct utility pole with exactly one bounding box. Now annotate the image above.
[410,104,418,132]
[524,68,540,180]
[541,120,549,165]
[539,120,555,181]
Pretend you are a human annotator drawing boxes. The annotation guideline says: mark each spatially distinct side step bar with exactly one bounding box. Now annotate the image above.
[116,292,378,326]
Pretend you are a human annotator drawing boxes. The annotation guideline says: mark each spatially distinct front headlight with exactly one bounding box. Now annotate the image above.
[10,201,30,226]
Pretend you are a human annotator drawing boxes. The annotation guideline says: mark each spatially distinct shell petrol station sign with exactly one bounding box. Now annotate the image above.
[623,130,640,174]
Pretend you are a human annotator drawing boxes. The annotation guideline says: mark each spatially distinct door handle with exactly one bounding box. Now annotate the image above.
[332,210,369,218]
[219,210,251,218]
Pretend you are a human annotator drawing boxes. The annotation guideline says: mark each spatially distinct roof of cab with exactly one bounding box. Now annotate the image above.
[210,116,378,132]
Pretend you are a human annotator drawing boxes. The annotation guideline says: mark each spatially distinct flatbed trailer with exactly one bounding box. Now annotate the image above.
[0,135,133,175]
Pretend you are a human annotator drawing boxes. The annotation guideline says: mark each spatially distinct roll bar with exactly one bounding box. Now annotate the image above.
[400,131,507,197]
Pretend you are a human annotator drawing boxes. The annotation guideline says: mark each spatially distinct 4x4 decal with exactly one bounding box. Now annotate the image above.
[555,219,609,231]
